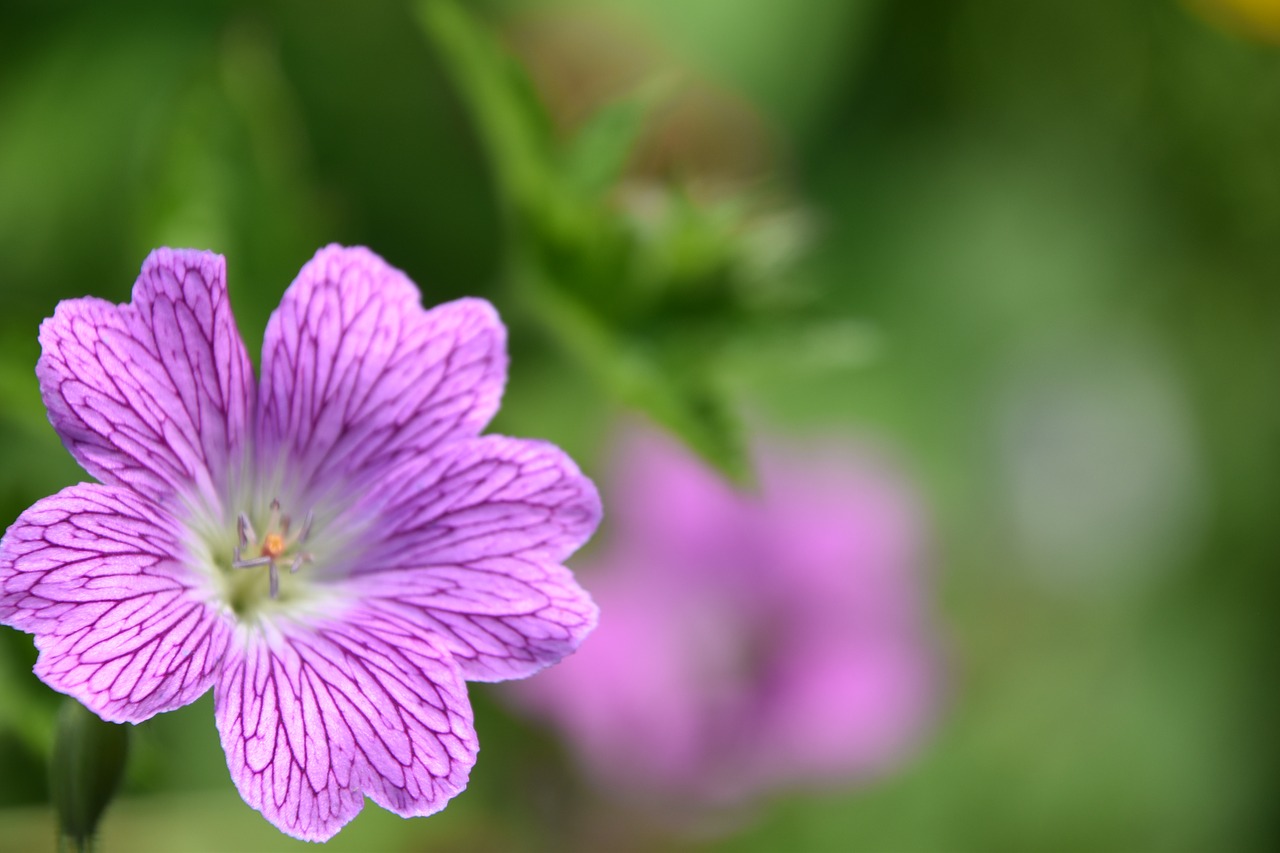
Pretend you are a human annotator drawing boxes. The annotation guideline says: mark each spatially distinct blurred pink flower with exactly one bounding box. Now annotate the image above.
[510,424,939,811]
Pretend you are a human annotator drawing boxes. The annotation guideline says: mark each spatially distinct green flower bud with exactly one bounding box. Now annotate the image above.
[50,699,129,853]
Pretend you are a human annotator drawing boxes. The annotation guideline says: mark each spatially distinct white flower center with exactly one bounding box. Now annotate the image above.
[189,493,328,620]
[186,476,363,622]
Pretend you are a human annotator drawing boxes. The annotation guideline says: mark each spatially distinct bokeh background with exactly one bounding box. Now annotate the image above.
[1,0,1277,850]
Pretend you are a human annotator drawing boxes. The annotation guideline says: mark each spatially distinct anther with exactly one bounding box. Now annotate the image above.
[229,500,315,600]
[289,552,312,575]
[262,532,286,559]
[237,513,255,548]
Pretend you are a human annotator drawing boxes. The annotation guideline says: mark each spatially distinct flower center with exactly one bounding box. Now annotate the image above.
[262,532,286,559]
[231,499,313,603]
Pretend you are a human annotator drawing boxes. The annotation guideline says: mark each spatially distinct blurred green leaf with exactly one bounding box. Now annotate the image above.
[722,317,882,379]
[0,634,57,760]
[417,0,555,218]
[604,0,882,138]
[525,269,752,485]
[137,70,236,254]
[0,17,206,314]
[419,0,843,485]
[624,189,742,307]
[560,78,671,199]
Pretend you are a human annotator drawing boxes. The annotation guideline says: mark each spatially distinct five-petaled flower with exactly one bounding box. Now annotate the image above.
[0,246,601,841]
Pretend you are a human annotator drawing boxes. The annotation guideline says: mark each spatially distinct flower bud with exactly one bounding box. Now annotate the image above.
[50,699,128,852]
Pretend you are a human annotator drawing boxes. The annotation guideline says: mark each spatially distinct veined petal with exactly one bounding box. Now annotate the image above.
[215,615,476,842]
[346,436,601,682]
[38,249,254,508]
[0,484,233,723]
[258,245,507,499]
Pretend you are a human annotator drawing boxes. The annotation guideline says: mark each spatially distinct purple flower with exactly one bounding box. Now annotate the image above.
[511,425,936,813]
[0,246,600,841]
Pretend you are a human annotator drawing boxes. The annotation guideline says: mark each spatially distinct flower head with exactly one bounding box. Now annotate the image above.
[511,425,936,813]
[0,246,601,840]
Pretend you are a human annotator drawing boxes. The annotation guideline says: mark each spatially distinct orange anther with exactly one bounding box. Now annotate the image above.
[261,532,287,558]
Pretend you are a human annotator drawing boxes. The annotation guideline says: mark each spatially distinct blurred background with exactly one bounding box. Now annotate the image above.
[1,0,1277,850]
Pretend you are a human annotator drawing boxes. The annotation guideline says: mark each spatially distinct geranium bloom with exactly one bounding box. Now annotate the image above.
[0,246,600,841]
[511,425,936,813]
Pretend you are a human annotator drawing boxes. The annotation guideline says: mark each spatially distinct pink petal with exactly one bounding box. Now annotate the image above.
[753,632,937,787]
[345,436,601,682]
[0,484,233,723]
[506,425,940,807]
[257,245,507,499]
[511,564,719,797]
[215,615,476,842]
[37,249,255,508]
[607,423,769,576]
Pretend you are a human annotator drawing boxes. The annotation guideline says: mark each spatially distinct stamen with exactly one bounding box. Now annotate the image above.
[237,513,255,548]
[228,498,316,601]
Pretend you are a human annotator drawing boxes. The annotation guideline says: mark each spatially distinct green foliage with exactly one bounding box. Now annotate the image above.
[558,78,672,198]
[421,0,847,484]
[416,0,557,223]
